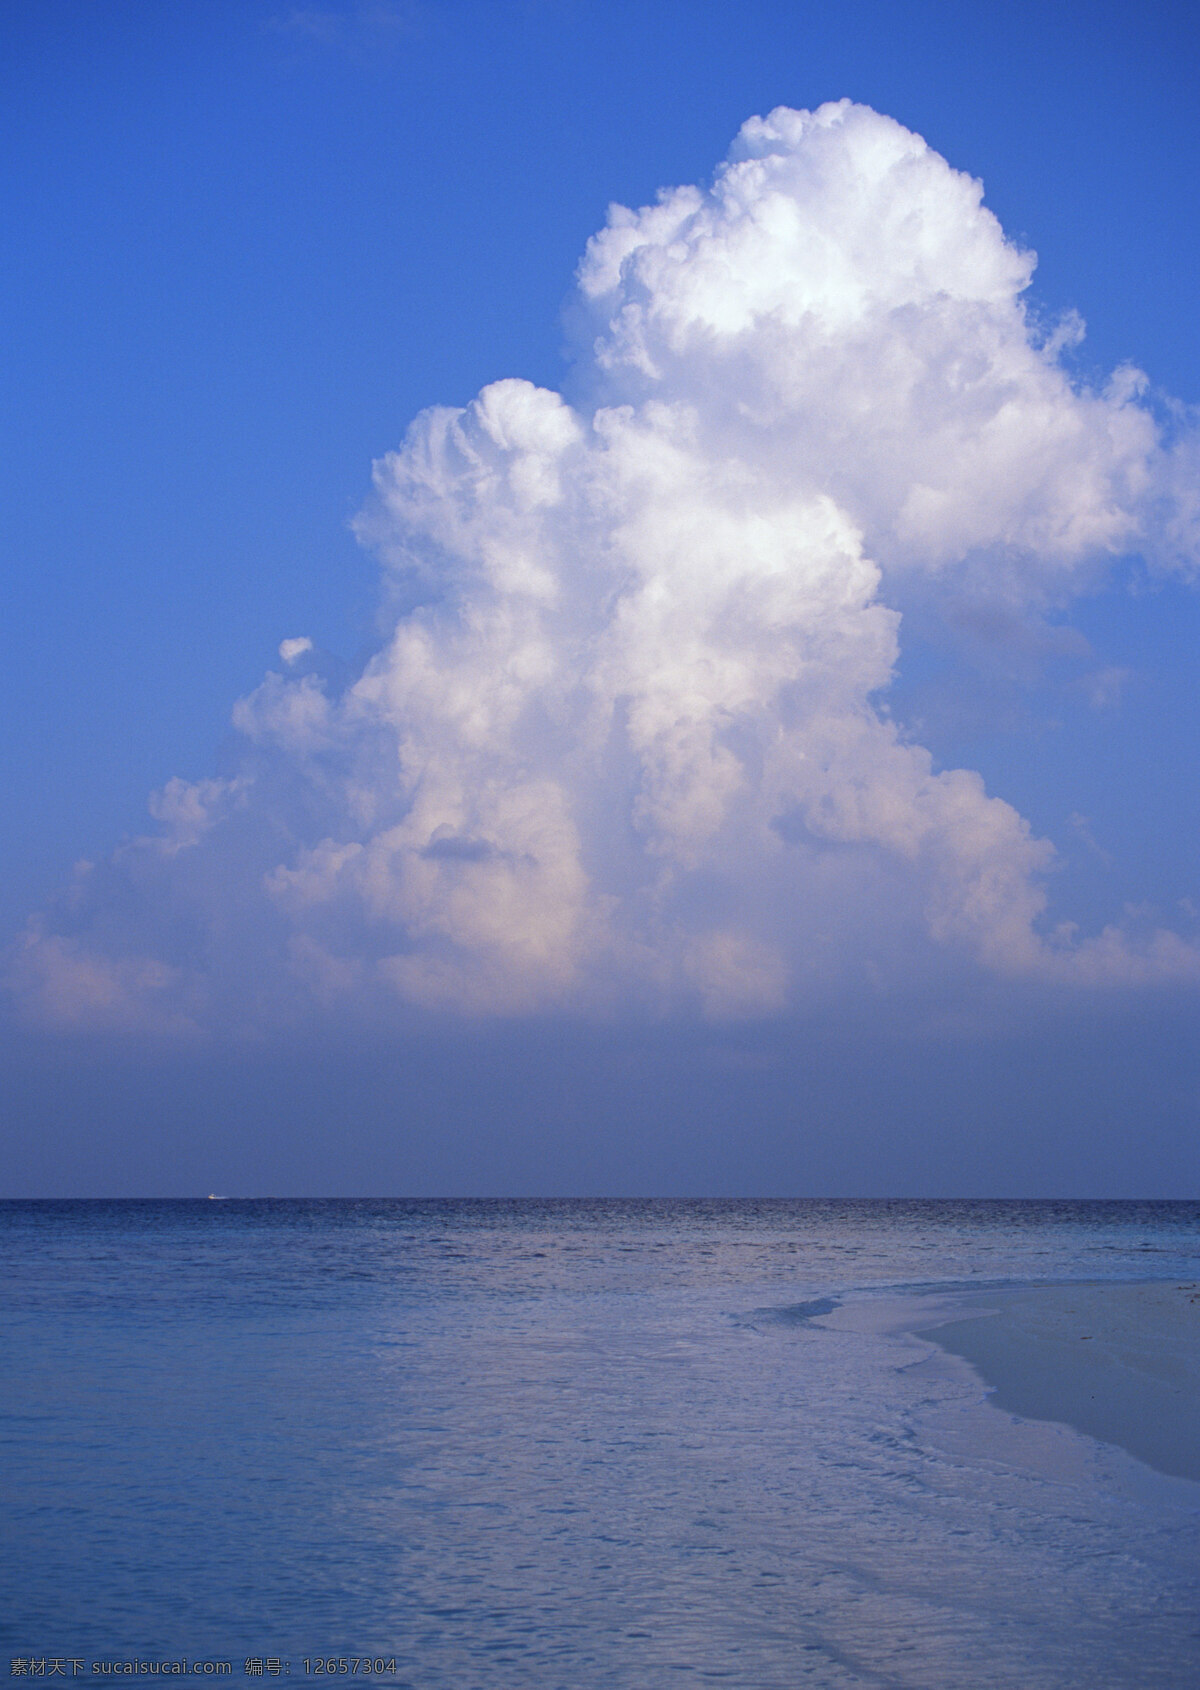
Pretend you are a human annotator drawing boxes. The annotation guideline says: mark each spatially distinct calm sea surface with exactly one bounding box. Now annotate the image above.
[3,1199,1199,1688]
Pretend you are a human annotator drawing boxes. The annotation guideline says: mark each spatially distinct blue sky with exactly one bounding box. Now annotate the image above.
[2,0,1198,1196]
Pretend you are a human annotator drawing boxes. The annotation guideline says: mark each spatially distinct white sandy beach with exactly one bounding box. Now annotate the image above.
[916,1281,1200,1484]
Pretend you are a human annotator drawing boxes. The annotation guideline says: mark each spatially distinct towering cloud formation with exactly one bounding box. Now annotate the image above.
[12,102,1200,1034]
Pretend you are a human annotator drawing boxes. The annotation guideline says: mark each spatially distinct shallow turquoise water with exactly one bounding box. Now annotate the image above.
[3,1199,1200,1687]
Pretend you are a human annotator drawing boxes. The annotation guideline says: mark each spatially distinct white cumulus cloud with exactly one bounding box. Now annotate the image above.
[9,101,1200,1035]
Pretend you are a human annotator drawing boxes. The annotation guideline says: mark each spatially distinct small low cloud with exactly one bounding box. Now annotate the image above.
[1068,812,1113,866]
[8,102,1200,1036]
[266,2,420,62]
[1075,665,1131,710]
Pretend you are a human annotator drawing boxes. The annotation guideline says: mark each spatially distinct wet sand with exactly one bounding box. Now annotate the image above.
[916,1280,1200,1483]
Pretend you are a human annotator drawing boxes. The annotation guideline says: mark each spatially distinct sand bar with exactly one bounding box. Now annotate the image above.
[915,1280,1200,1483]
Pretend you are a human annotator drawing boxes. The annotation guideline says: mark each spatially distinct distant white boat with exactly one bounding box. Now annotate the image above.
[207,1193,229,1200]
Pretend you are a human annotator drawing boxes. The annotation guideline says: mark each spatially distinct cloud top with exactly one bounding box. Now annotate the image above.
[11,102,1199,1035]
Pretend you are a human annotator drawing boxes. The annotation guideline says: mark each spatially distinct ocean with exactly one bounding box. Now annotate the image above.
[3,1199,1199,1688]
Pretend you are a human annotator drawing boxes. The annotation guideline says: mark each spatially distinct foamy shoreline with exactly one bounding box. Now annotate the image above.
[913,1279,1200,1484]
